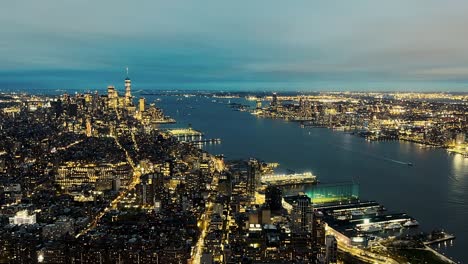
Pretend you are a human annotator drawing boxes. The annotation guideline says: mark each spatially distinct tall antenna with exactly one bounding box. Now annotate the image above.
[126,66,129,77]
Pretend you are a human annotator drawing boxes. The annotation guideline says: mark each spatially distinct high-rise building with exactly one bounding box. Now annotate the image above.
[313,211,326,247]
[271,92,278,108]
[68,103,78,117]
[290,195,313,232]
[139,97,145,113]
[112,177,121,192]
[85,118,92,137]
[325,235,337,264]
[124,68,132,107]
[247,159,261,198]
[265,185,282,211]
[137,173,165,206]
[51,99,63,117]
[256,100,262,109]
[107,85,118,109]
[456,133,466,145]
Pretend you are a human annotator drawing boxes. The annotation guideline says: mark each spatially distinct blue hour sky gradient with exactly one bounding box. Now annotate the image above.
[2,0,468,92]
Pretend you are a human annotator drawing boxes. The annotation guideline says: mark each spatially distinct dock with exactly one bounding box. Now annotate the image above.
[190,138,221,144]
[261,172,316,186]
[166,128,203,136]
[423,234,456,246]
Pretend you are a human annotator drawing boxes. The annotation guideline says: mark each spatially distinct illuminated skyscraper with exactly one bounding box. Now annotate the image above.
[256,100,262,109]
[290,195,313,232]
[139,97,145,113]
[271,92,278,108]
[85,118,92,137]
[107,85,118,109]
[124,67,132,107]
[247,159,260,198]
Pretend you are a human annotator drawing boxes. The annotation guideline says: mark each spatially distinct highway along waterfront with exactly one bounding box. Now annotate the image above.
[154,95,468,263]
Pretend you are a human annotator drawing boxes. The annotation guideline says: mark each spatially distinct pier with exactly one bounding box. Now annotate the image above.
[190,138,221,144]
[424,233,456,246]
[166,128,204,142]
[166,128,203,136]
[261,172,316,186]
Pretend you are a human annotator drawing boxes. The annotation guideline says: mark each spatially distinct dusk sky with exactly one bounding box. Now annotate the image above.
[2,0,468,91]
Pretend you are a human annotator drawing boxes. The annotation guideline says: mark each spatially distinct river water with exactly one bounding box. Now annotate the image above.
[153,95,468,262]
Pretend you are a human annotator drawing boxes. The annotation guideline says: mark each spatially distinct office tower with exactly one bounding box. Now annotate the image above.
[256,100,262,109]
[139,97,145,112]
[456,133,466,145]
[265,185,282,211]
[261,207,271,224]
[291,195,313,232]
[313,211,326,247]
[112,177,121,192]
[247,159,260,198]
[107,85,115,97]
[85,118,92,137]
[107,85,118,108]
[124,68,132,107]
[51,99,63,117]
[271,92,278,108]
[137,173,165,207]
[325,235,337,264]
[68,103,78,117]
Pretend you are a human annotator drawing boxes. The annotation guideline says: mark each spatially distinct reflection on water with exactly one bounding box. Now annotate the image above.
[156,96,468,262]
[448,154,468,210]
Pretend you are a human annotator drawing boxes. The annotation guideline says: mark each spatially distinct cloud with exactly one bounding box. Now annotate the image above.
[1,0,468,91]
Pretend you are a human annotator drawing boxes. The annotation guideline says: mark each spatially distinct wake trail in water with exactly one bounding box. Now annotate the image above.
[331,143,411,166]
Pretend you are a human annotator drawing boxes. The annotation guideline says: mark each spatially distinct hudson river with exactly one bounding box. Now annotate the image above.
[154,95,468,262]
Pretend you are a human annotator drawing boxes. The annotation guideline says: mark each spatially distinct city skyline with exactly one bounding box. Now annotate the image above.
[3,1,468,92]
[1,2,467,262]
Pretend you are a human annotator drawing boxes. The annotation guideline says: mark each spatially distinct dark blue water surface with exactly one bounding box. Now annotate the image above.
[153,95,468,263]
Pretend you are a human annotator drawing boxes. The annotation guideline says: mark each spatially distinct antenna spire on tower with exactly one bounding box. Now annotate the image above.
[126,66,129,77]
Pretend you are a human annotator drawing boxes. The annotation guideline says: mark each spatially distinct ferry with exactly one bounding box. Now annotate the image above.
[403,219,419,227]
[336,215,348,221]
[351,210,364,217]
[359,225,382,233]
[364,208,378,214]
[384,222,402,230]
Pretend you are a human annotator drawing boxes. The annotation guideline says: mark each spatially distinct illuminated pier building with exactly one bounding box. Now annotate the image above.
[261,172,316,186]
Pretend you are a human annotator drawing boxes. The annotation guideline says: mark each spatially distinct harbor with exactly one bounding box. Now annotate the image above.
[155,95,466,262]
[165,128,221,148]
